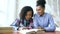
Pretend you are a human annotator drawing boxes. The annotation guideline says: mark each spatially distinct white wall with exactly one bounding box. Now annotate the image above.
[17,0,36,15]
[0,0,16,26]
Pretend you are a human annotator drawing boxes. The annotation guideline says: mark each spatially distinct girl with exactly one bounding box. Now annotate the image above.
[11,6,34,30]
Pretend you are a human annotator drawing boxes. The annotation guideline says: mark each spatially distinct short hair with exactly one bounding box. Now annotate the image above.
[36,0,46,8]
[20,6,34,20]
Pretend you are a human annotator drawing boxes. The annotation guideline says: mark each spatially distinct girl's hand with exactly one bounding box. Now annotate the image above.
[22,27,27,30]
[22,27,31,30]
[17,27,27,30]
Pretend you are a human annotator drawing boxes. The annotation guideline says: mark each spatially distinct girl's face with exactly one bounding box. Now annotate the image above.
[25,11,32,20]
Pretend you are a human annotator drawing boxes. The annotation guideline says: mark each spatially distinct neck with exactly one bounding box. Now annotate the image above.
[40,13,44,16]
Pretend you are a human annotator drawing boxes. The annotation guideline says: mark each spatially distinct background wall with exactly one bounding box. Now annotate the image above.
[0,0,16,26]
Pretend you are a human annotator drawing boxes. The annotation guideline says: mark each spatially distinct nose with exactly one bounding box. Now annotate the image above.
[38,11,42,13]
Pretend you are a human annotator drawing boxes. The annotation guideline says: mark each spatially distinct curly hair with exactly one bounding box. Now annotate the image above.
[20,6,34,20]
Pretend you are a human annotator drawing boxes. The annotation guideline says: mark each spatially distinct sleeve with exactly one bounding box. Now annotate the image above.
[33,15,39,29]
[10,18,20,27]
[44,15,56,31]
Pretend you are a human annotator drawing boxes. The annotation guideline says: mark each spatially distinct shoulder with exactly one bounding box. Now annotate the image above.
[15,18,20,21]
[14,17,21,23]
[45,13,53,19]
[45,13,52,17]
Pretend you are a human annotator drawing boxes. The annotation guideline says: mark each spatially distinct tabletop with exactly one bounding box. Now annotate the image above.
[0,31,60,34]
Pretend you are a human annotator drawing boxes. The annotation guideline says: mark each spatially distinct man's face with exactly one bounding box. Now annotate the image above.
[36,6,44,16]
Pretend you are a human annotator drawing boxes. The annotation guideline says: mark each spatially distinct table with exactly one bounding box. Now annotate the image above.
[46,31,60,34]
[0,31,60,34]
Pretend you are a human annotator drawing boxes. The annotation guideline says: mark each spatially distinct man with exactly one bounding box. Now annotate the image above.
[33,0,56,31]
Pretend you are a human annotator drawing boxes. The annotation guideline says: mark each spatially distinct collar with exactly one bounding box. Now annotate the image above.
[36,13,46,17]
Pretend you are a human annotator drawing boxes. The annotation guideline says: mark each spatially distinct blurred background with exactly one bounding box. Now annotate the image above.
[0,0,60,31]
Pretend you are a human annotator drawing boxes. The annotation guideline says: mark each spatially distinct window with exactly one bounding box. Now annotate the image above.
[0,0,16,26]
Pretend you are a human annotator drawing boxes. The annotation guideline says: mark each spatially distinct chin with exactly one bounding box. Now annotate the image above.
[38,14,42,16]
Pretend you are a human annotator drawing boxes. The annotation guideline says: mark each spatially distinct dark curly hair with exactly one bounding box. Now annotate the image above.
[20,6,34,20]
[36,0,46,8]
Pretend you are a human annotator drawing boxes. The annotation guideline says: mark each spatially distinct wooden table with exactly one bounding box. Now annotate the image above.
[46,31,60,34]
[0,31,60,34]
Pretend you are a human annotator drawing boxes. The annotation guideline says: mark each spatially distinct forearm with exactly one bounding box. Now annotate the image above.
[44,26,56,32]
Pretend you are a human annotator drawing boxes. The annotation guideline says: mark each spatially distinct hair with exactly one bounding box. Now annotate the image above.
[20,6,34,20]
[36,0,46,8]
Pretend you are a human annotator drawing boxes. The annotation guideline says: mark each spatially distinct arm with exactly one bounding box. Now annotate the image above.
[10,18,25,30]
[10,18,20,27]
[44,15,56,32]
[33,17,38,29]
